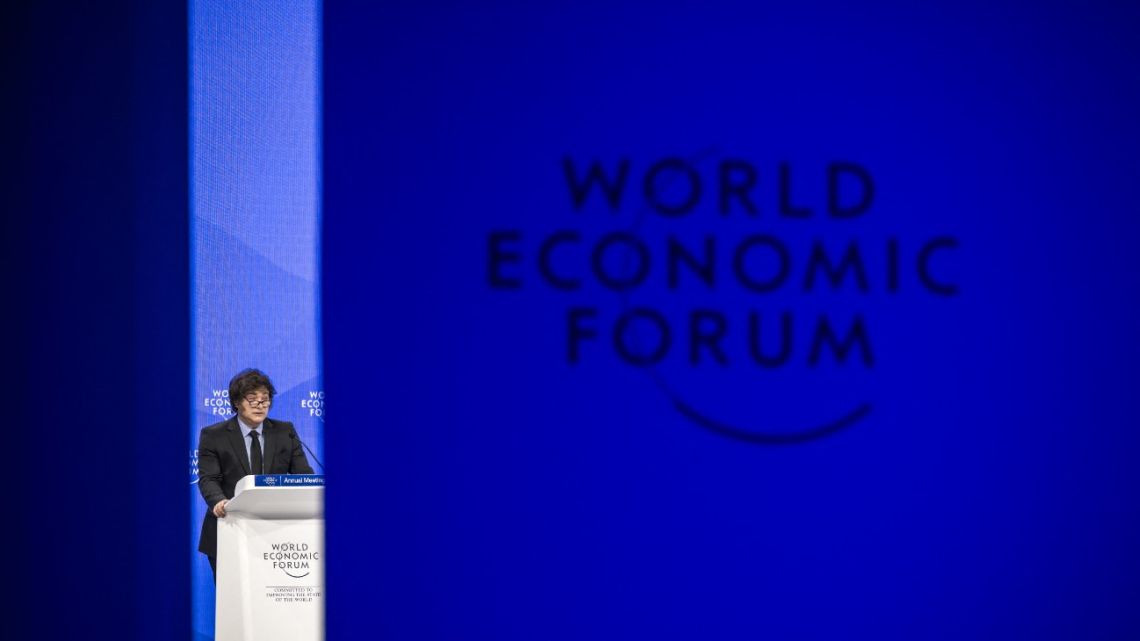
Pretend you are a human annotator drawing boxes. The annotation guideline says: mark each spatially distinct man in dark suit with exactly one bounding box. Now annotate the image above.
[197,368,314,579]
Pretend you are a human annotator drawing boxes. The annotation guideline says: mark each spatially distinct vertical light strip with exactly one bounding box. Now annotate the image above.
[189,2,323,639]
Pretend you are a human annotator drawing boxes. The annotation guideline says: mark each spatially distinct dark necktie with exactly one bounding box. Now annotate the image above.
[250,430,263,475]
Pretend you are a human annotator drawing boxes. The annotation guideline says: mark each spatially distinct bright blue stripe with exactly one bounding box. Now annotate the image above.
[189,2,322,638]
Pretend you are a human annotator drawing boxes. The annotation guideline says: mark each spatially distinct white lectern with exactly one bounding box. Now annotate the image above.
[216,474,325,641]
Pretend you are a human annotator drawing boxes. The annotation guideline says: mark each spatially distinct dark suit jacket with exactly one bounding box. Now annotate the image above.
[196,416,314,557]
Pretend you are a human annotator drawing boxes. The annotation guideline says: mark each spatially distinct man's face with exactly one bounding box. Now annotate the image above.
[237,387,271,427]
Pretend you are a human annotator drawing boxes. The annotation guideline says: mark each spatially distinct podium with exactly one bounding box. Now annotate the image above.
[216,475,325,641]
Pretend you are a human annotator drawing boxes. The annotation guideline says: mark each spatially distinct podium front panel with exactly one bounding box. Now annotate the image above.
[216,516,325,641]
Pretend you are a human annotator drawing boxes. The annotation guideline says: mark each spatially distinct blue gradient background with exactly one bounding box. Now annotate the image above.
[5,1,1140,640]
[4,2,190,640]
[325,2,1140,640]
[189,2,324,638]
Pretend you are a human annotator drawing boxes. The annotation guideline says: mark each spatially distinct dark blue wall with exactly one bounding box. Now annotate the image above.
[7,2,1140,639]
[324,2,1140,640]
[3,2,190,639]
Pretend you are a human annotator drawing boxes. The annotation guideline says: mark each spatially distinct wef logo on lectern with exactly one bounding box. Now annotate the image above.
[264,541,319,580]
[486,153,959,444]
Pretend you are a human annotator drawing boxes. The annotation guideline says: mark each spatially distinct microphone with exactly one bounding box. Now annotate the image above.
[290,431,325,473]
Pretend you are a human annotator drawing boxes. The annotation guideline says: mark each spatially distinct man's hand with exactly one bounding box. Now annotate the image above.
[212,499,228,518]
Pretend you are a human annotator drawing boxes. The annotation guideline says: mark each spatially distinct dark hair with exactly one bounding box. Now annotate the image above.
[228,368,277,411]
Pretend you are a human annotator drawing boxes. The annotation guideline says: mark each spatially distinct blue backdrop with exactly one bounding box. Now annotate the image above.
[7,2,1140,640]
[4,2,190,640]
[190,1,324,639]
[324,2,1140,640]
